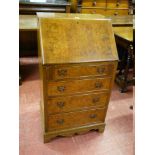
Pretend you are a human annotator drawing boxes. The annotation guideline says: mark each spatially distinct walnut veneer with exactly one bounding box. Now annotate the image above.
[37,13,118,142]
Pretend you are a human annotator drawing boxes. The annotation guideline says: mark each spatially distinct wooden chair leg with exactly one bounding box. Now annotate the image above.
[19,74,22,85]
[130,105,133,110]
[118,48,126,76]
[120,44,133,93]
[19,61,22,86]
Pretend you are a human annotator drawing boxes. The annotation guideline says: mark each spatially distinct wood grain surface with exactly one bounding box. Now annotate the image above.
[38,13,118,64]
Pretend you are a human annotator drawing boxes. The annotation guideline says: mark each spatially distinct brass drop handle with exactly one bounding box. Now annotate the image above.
[116,1,120,7]
[57,119,64,125]
[57,86,66,92]
[92,97,100,103]
[57,101,65,108]
[90,114,97,119]
[92,10,96,14]
[92,1,96,6]
[95,82,103,89]
[114,12,118,16]
[97,67,105,74]
[57,69,67,76]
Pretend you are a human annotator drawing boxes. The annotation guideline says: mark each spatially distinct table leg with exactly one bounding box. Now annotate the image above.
[120,44,133,93]
[118,48,126,76]
[19,74,22,85]
[19,61,22,85]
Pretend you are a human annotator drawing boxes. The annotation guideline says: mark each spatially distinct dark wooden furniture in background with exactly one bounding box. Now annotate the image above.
[19,61,22,85]
[114,27,134,92]
[79,0,130,15]
[69,0,78,12]
[19,0,71,14]
[129,0,135,15]
[37,13,118,142]
[19,15,38,57]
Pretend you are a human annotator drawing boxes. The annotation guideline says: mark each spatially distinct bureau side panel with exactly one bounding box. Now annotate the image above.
[106,61,118,106]
[39,66,48,133]
[37,19,48,133]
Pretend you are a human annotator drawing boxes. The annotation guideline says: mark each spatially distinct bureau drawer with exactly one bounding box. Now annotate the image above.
[82,0,106,7]
[47,107,107,131]
[81,8,106,14]
[107,0,129,9]
[47,92,109,114]
[47,63,114,80]
[47,77,111,96]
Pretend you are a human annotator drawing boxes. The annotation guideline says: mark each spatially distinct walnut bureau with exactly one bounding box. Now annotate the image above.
[37,13,118,142]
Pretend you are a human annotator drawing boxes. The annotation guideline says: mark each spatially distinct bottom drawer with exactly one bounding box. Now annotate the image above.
[47,107,107,131]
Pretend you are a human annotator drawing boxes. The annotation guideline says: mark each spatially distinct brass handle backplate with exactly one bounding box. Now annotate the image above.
[116,2,120,7]
[92,97,100,103]
[57,101,65,108]
[91,10,96,14]
[95,82,103,89]
[57,119,64,125]
[57,69,67,76]
[57,86,66,92]
[114,12,118,16]
[97,67,105,74]
[90,114,97,119]
[92,1,96,6]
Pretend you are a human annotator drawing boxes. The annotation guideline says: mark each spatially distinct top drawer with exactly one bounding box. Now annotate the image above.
[82,0,106,7]
[47,63,114,80]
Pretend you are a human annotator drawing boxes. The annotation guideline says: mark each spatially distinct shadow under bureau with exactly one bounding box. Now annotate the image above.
[37,13,118,142]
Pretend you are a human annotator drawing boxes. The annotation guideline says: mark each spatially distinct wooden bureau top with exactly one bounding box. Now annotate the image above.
[37,13,118,64]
